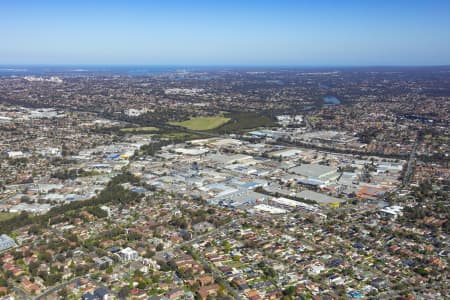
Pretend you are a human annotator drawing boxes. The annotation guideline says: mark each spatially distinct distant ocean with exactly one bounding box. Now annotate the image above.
[323,96,341,105]
[0,66,187,77]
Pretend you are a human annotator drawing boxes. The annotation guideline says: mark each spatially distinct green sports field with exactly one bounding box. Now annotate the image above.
[169,116,230,131]
[0,212,17,222]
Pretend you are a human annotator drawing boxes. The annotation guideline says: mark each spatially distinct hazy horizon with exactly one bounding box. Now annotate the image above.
[1,0,450,66]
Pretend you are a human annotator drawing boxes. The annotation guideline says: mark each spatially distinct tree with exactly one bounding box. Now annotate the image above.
[283,286,296,298]
[137,280,147,289]
[38,251,52,263]
[118,286,131,299]
[0,276,7,287]
[144,250,155,258]
[20,195,32,203]
[58,288,68,298]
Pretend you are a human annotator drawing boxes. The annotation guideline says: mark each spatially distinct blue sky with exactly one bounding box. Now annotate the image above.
[1,0,450,66]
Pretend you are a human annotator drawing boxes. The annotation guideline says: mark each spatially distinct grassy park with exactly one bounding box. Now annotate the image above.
[215,112,276,133]
[169,115,230,131]
[0,212,17,222]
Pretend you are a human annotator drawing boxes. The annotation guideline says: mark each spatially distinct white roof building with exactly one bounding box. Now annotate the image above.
[253,204,287,214]
[289,164,338,181]
[271,197,317,211]
[270,149,303,158]
[380,205,403,219]
[0,234,17,252]
[7,151,24,158]
[174,148,209,156]
[119,247,139,262]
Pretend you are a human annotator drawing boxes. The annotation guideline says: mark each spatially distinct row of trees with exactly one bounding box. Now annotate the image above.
[51,168,100,180]
[0,172,142,235]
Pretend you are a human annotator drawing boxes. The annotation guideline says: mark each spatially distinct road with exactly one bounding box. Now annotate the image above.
[170,219,239,252]
[34,275,115,300]
[12,286,30,300]
[374,279,449,300]
[33,221,237,300]
[402,135,420,187]
[35,276,89,300]
[190,248,243,300]
[159,219,243,300]
[305,116,312,131]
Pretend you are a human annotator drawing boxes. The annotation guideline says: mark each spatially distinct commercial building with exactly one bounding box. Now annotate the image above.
[289,164,339,185]
[380,205,403,219]
[208,190,268,208]
[297,190,345,206]
[0,234,17,252]
[269,148,302,158]
[118,247,139,262]
[289,163,338,179]
[253,204,287,214]
[270,197,317,211]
